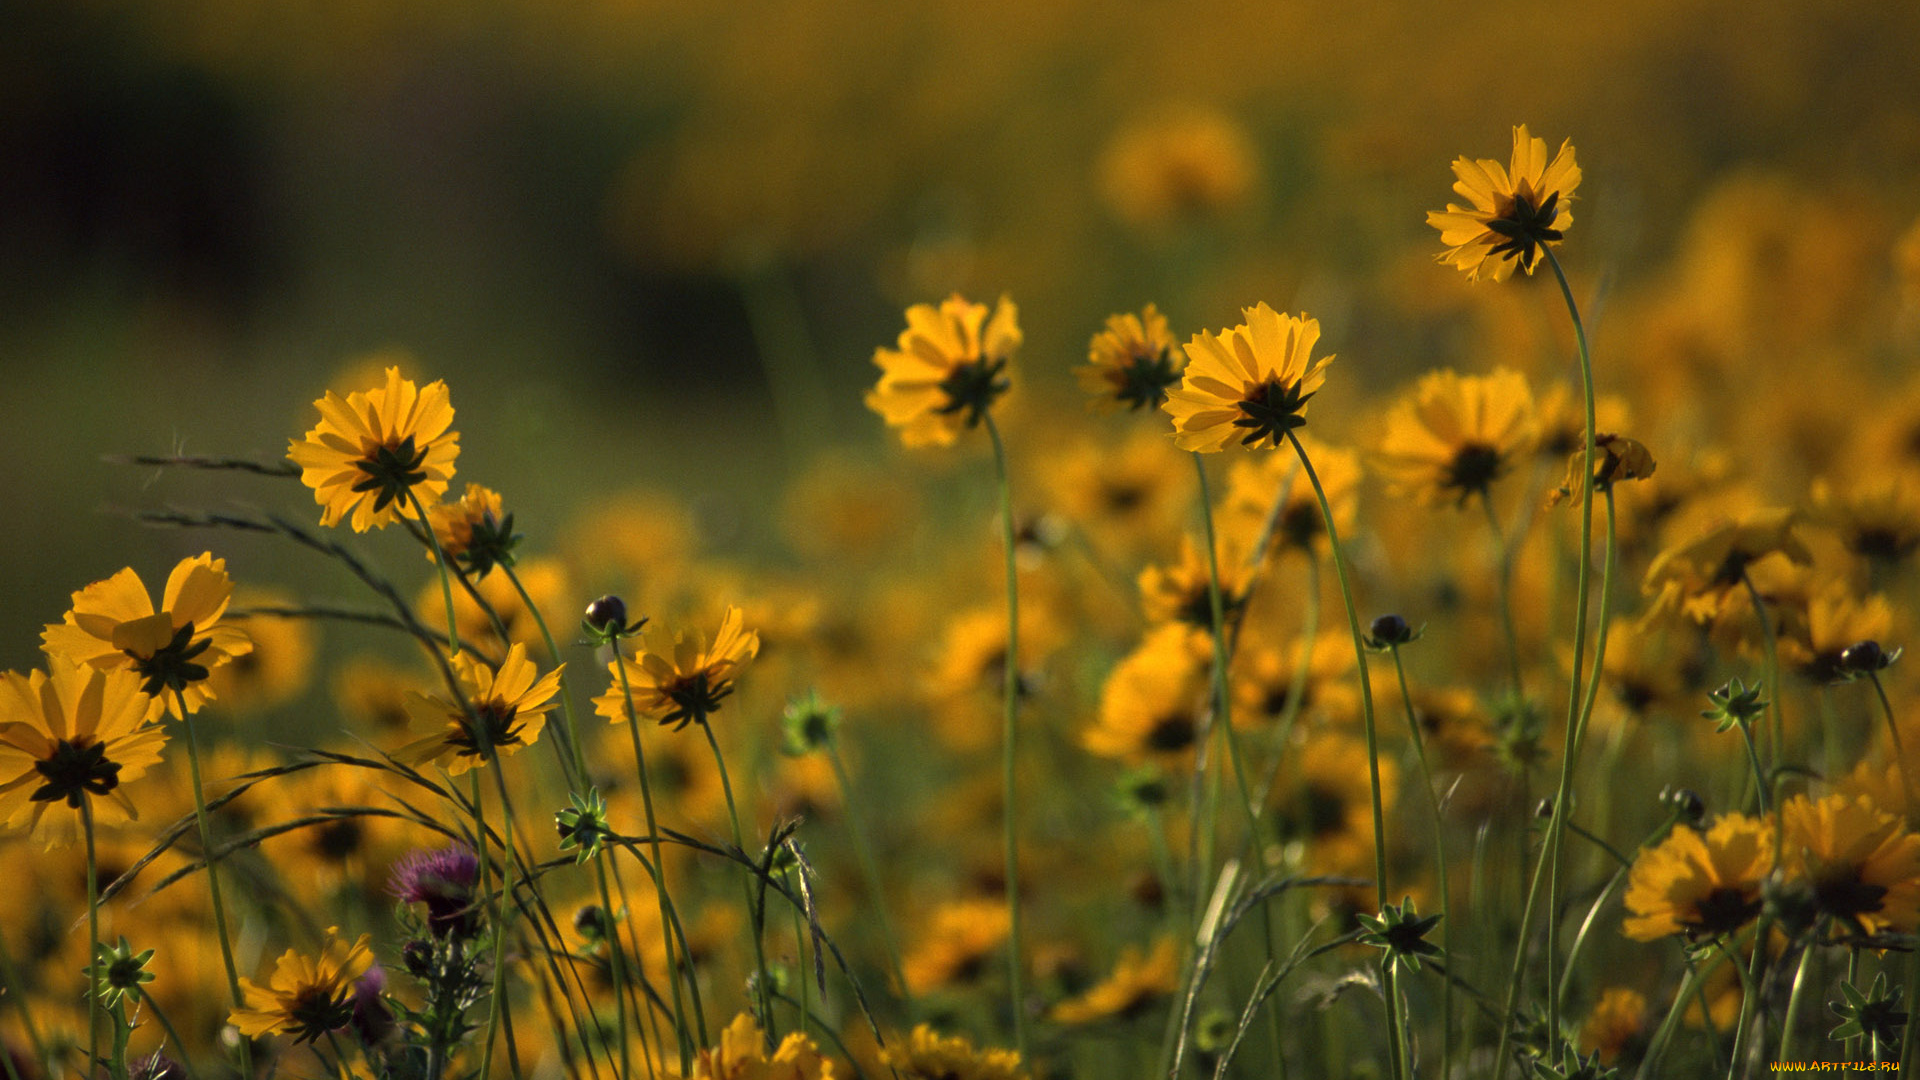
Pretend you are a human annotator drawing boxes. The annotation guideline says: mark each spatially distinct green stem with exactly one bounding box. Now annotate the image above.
[1738,723,1772,814]
[1777,937,1817,1064]
[611,649,697,1067]
[176,693,253,1079]
[700,721,777,1043]
[1192,451,1289,1079]
[1480,491,1527,699]
[1722,933,1764,1079]
[1493,246,1601,1080]
[501,560,587,791]
[474,766,514,1080]
[983,412,1028,1060]
[592,859,634,1080]
[1846,945,1861,1063]
[84,800,101,1080]
[410,488,464,658]
[1282,429,1398,1069]
[1636,956,1714,1080]
[1390,645,1453,1080]
[1867,672,1915,815]
[1739,572,1784,781]
[134,986,201,1080]
[826,743,912,1014]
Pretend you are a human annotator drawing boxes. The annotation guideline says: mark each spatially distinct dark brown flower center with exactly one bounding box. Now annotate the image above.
[350,434,430,513]
[1684,885,1762,939]
[1443,443,1507,501]
[1485,188,1564,272]
[659,670,732,731]
[31,739,122,808]
[1232,377,1315,448]
[1145,715,1196,753]
[129,621,211,697]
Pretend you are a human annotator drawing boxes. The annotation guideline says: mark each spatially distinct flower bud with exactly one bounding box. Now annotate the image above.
[585,595,628,634]
[1369,614,1414,647]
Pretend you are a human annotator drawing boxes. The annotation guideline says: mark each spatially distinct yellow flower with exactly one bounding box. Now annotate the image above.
[903,898,1012,995]
[1375,368,1539,507]
[230,927,374,1043]
[1427,125,1581,281]
[1077,305,1182,412]
[41,553,254,720]
[1640,507,1812,628]
[1275,731,1399,876]
[1047,937,1180,1025]
[0,663,166,847]
[398,643,563,775]
[427,482,517,576]
[1162,304,1333,452]
[594,606,760,731]
[1579,987,1648,1065]
[866,294,1020,448]
[1084,624,1211,765]
[880,1024,1029,1080]
[1138,537,1251,629]
[1097,111,1258,230]
[1622,814,1773,941]
[1220,432,1360,558]
[288,365,460,531]
[1780,793,1920,936]
[666,1012,834,1080]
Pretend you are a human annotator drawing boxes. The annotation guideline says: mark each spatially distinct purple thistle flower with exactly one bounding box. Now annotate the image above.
[389,845,482,937]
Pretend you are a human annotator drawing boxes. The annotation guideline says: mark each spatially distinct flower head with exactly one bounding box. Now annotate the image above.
[91,937,157,1008]
[594,606,760,731]
[388,845,482,937]
[1428,125,1582,281]
[1780,793,1920,937]
[398,643,563,774]
[1048,937,1180,1025]
[1640,507,1811,627]
[904,899,1012,995]
[866,294,1020,448]
[1376,368,1539,507]
[1622,813,1774,941]
[0,662,166,846]
[41,553,253,719]
[1162,304,1333,452]
[1358,896,1445,973]
[428,483,519,577]
[288,365,460,531]
[1078,305,1183,412]
[230,928,375,1044]
[665,1012,833,1080]
[880,1024,1029,1080]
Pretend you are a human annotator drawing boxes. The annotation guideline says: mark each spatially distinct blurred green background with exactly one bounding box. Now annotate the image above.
[5,0,1919,672]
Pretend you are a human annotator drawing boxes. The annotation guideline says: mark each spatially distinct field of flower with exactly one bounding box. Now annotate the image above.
[6,1,1920,1078]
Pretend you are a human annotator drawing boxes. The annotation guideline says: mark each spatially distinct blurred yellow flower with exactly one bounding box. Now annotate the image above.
[0,663,165,847]
[42,553,254,720]
[1579,987,1648,1065]
[666,1012,833,1080]
[866,294,1020,448]
[1047,937,1179,1025]
[399,643,563,775]
[428,482,518,576]
[1622,814,1772,941]
[1780,792,1920,935]
[1098,111,1257,230]
[1084,624,1210,765]
[594,606,760,731]
[1077,304,1182,412]
[904,898,1012,996]
[1640,507,1811,627]
[230,927,374,1044]
[1375,368,1538,507]
[288,365,460,531]
[1163,304,1332,452]
[1428,125,1581,281]
[880,1023,1028,1080]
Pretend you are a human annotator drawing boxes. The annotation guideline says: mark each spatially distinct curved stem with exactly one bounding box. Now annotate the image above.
[501,560,587,791]
[1777,938,1817,1064]
[701,721,777,1042]
[409,488,463,658]
[1282,429,1399,1077]
[1389,645,1453,1080]
[1636,957,1713,1080]
[84,801,101,1079]
[611,653,696,1067]
[1739,572,1784,780]
[176,692,253,1079]
[983,413,1028,1060]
